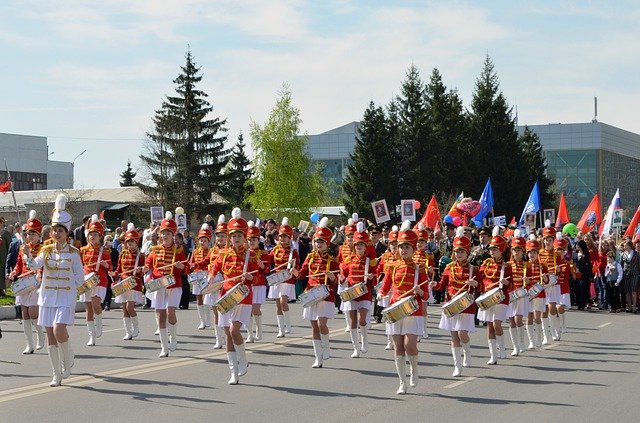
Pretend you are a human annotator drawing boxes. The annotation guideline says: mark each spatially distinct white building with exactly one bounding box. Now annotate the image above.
[0,132,73,190]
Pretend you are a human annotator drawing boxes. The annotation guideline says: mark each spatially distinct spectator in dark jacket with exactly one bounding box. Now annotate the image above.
[575,240,592,311]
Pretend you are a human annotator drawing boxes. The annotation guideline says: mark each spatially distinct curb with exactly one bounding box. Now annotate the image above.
[0,302,127,321]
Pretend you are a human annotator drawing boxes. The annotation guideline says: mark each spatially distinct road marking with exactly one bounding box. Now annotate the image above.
[597,322,611,329]
[543,343,559,350]
[443,376,476,389]
[0,326,349,403]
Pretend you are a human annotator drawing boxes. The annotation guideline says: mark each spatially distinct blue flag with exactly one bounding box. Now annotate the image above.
[518,180,541,225]
[472,177,494,227]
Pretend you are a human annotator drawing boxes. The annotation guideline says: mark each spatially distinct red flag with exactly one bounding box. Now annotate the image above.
[624,205,640,238]
[503,217,517,238]
[555,192,570,228]
[415,195,441,230]
[576,193,602,233]
[99,210,105,220]
[0,180,11,194]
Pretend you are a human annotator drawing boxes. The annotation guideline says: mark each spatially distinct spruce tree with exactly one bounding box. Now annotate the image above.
[395,65,429,201]
[343,101,394,222]
[385,98,403,219]
[519,126,556,209]
[221,133,253,208]
[139,49,229,216]
[467,55,527,218]
[119,160,137,187]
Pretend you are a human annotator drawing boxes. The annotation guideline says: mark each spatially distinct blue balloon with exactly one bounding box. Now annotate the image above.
[444,215,453,224]
[310,212,320,224]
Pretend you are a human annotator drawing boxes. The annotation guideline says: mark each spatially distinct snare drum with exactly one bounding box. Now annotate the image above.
[216,283,250,314]
[509,287,528,303]
[382,296,420,323]
[188,270,209,293]
[475,287,505,310]
[339,282,368,302]
[12,274,39,296]
[112,276,137,297]
[527,283,545,301]
[77,272,100,295]
[299,285,329,308]
[266,269,291,286]
[201,273,224,295]
[145,275,176,293]
[442,291,474,317]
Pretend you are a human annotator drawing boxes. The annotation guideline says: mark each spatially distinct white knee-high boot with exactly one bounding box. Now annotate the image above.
[534,322,543,348]
[86,321,96,346]
[320,333,330,360]
[385,334,393,350]
[204,306,212,328]
[255,315,263,340]
[235,343,248,376]
[130,315,140,338]
[394,355,407,394]
[158,328,169,357]
[95,313,103,338]
[517,325,526,353]
[213,324,223,349]
[559,312,566,333]
[525,324,535,349]
[487,339,498,365]
[283,310,292,334]
[496,334,506,359]
[311,339,323,368]
[462,342,472,367]
[197,305,207,330]
[47,345,62,387]
[509,327,519,356]
[246,316,255,342]
[541,317,551,345]
[360,326,369,353]
[35,324,45,350]
[349,329,359,358]
[22,319,35,354]
[422,314,429,339]
[344,312,350,332]
[452,347,462,377]
[168,323,177,351]
[123,317,132,340]
[408,354,419,387]
[550,315,561,340]
[59,341,74,379]
[276,315,285,338]
[227,352,239,384]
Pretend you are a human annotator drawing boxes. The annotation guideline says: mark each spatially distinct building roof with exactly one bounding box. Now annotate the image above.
[0,186,151,207]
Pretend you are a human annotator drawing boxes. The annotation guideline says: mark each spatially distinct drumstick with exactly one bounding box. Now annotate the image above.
[307,269,340,278]
[395,279,432,301]
[224,269,259,283]
[271,261,289,272]
[155,260,189,271]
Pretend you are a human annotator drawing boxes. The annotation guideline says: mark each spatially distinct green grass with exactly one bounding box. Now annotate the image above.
[0,286,16,306]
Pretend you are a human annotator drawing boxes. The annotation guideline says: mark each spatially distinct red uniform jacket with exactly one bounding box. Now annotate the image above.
[298,250,340,303]
[479,258,512,305]
[435,260,480,315]
[340,254,376,302]
[269,243,299,285]
[212,245,258,305]
[145,244,188,289]
[115,249,145,292]
[379,259,428,316]
[81,243,113,288]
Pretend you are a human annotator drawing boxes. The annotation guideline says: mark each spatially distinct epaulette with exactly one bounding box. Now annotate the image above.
[68,245,81,255]
[445,261,456,270]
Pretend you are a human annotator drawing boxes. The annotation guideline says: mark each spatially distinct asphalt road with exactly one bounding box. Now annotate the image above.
[1,302,638,423]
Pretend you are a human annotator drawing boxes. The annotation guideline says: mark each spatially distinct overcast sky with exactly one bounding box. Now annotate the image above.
[1,0,639,189]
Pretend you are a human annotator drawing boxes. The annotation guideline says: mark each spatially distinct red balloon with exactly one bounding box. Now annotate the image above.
[452,217,462,226]
[414,200,421,210]
[456,200,482,217]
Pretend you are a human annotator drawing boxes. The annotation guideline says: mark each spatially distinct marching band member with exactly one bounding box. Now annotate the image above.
[113,224,145,340]
[143,212,188,357]
[79,214,112,346]
[376,225,400,350]
[206,215,228,349]
[377,220,428,394]
[340,222,377,358]
[246,221,268,342]
[431,226,480,377]
[413,223,434,340]
[26,194,84,386]
[192,224,212,330]
[477,227,511,364]
[539,221,563,342]
[555,235,577,333]
[338,214,357,331]
[268,217,299,337]
[506,231,529,356]
[8,210,45,354]
[210,207,258,385]
[524,235,549,349]
[292,217,340,369]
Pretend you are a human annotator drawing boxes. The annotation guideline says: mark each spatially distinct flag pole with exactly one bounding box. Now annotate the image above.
[4,159,21,223]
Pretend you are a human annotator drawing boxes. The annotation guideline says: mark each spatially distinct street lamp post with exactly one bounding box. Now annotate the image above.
[71,149,87,188]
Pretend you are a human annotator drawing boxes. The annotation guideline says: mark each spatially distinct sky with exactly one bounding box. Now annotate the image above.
[1,0,639,189]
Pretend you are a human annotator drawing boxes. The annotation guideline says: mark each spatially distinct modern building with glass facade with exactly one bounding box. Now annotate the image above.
[308,121,640,219]
[0,132,73,191]
[518,122,640,219]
